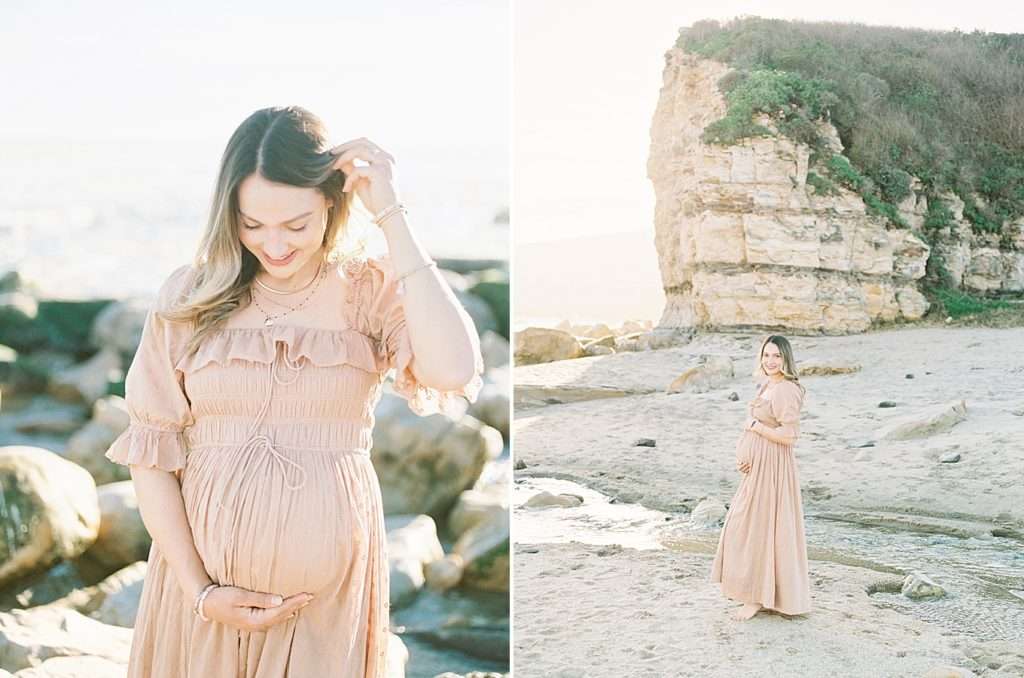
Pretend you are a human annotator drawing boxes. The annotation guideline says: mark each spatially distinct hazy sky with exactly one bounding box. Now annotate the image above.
[1,0,509,157]
[514,0,1024,245]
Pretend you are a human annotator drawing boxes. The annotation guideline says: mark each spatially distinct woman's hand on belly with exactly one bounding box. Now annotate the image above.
[202,585,314,632]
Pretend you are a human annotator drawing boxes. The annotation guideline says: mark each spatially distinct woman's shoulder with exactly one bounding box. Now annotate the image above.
[774,378,806,402]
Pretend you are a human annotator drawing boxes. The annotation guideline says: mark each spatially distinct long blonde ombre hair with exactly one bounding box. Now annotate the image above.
[752,334,807,398]
[159,106,358,356]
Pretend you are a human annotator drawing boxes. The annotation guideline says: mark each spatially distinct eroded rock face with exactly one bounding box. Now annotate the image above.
[647,51,1021,334]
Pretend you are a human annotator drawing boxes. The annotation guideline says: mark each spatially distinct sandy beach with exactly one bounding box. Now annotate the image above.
[513,326,1024,677]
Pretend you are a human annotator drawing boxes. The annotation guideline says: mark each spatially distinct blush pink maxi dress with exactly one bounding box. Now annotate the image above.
[710,378,811,616]
[104,254,484,678]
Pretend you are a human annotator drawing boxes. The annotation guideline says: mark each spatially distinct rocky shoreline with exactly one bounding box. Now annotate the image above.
[0,263,511,678]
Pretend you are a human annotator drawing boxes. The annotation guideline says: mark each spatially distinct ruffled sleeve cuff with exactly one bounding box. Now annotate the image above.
[104,422,188,472]
[390,330,486,418]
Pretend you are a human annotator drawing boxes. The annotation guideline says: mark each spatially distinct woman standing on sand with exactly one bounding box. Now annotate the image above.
[710,335,811,621]
[104,105,484,677]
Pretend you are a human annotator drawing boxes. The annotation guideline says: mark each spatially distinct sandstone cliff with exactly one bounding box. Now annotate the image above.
[647,50,1024,334]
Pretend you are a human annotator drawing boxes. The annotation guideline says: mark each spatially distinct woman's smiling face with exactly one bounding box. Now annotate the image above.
[236,173,332,279]
[761,341,783,376]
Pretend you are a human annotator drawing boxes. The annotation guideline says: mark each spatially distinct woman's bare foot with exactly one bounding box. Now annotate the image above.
[734,603,763,621]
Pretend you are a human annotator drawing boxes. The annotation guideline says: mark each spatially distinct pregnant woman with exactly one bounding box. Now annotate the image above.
[105,106,484,677]
[710,335,810,621]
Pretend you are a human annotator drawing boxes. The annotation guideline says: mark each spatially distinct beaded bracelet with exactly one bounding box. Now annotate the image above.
[194,582,219,621]
[371,202,407,227]
[397,260,438,283]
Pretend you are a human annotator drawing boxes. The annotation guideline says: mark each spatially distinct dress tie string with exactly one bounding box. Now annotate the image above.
[238,343,307,491]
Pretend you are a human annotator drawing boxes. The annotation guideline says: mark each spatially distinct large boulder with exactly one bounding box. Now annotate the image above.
[513,328,584,365]
[386,514,444,609]
[372,395,503,519]
[453,510,509,593]
[88,299,147,357]
[47,348,122,405]
[0,447,100,588]
[666,354,735,394]
[0,606,132,671]
[468,366,510,438]
[879,400,968,441]
[81,482,150,571]
[63,397,131,485]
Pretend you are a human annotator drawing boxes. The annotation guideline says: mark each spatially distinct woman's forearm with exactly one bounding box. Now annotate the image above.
[751,421,796,446]
[379,213,481,390]
[130,466,213,603]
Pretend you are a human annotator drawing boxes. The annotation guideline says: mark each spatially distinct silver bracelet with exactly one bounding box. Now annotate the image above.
[371,202,407,227]
[194,583,218,621]
[397,260,437,283]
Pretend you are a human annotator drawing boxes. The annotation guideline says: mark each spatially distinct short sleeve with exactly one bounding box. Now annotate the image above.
[104,265,196,472]
[357,254,484,417]
[769,381,804,443]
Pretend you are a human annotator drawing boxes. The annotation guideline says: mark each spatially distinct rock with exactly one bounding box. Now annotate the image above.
[513,458,526,470]
[666,354,734,394]
[648,51,939,334]
[896,286,930,320]
[635,329,692,351]
[582,343,615,357]
[424,554,465,592]
[796,360,861,376]
[468,366,510,438]
[923,667,976,678]
[0,606,132,671]
[634,438,656,447]
[372,394,504,518]
[879,400,968,441]
[65,396,132,485]
[479,331,509,370]
[10,655,127,678]
[89,299,147,356]
[513,328,584,365]
[728,391,739,401]
[448,489,509,539]
[939,451,961,463]
[89,562,147,628]
[613,333,644,352]
[0,446,101,588]
[522,492,583,509]
[453,509,509,592]
[690,498,727,529]
[387,632,410,678]
[8,397,88,436]
[576,323,614,340]
[901,571,946,600]
[386,515,445,609]
[82,481,150,570]
[962,639,1024,674]
[47,348,122,405]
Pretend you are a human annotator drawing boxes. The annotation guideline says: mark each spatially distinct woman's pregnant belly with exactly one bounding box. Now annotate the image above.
[180,444,372,596]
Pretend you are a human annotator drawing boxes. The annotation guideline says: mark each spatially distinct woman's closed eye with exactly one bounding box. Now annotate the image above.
[242,222,308,232]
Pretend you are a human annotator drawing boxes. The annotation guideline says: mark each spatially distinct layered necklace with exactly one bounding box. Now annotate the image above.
[249,260,327,327]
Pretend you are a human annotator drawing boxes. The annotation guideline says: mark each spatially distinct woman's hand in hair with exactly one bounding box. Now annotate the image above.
[328,138,399,215]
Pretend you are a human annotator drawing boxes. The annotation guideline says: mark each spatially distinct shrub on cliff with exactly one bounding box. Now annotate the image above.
[679,16,1024,235]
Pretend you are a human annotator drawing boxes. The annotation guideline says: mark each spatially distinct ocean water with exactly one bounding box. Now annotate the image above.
[0,138,507,301]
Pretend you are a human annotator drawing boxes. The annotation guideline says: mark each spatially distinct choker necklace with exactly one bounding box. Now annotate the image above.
[250,263,327,327]
[254,260,324,295]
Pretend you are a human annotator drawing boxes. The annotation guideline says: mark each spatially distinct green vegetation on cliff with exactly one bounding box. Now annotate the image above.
[678,17,1024,240]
